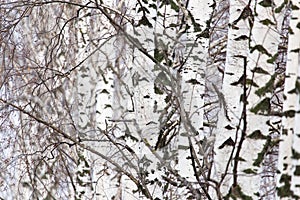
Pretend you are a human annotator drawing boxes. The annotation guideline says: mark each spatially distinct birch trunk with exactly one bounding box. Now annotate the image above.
[213,0,284,198]
[277,1,300,198]
[75,1,105,198]
[212,0,250,197]
[259,2,291,199]
[176,1,214,198]
[242,0,284,199]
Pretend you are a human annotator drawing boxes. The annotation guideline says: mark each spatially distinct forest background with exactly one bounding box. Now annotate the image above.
[1,0,300,199]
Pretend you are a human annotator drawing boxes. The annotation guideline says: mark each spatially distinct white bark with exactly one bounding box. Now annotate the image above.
[212,0,250,197]
[213,0,284,198]
[176,1,213,198]
[277,1,300,198]
[75,1,105,198]
[244,0,284,198]
[288,4,300,197]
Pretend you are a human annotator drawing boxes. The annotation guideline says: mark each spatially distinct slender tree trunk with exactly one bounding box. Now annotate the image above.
[75,3,95,198]
[213,0,284,198]
[212,0,250,197]
[259,2,291,199]
[277,1,300,198]
[176,0,214,198]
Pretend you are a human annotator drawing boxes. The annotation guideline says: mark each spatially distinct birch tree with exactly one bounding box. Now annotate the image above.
[213,0,288,199]
[1,0,300,200]
[277,0,300,198]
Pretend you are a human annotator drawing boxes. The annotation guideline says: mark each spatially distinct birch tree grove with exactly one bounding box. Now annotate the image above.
[1,0,300,199]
